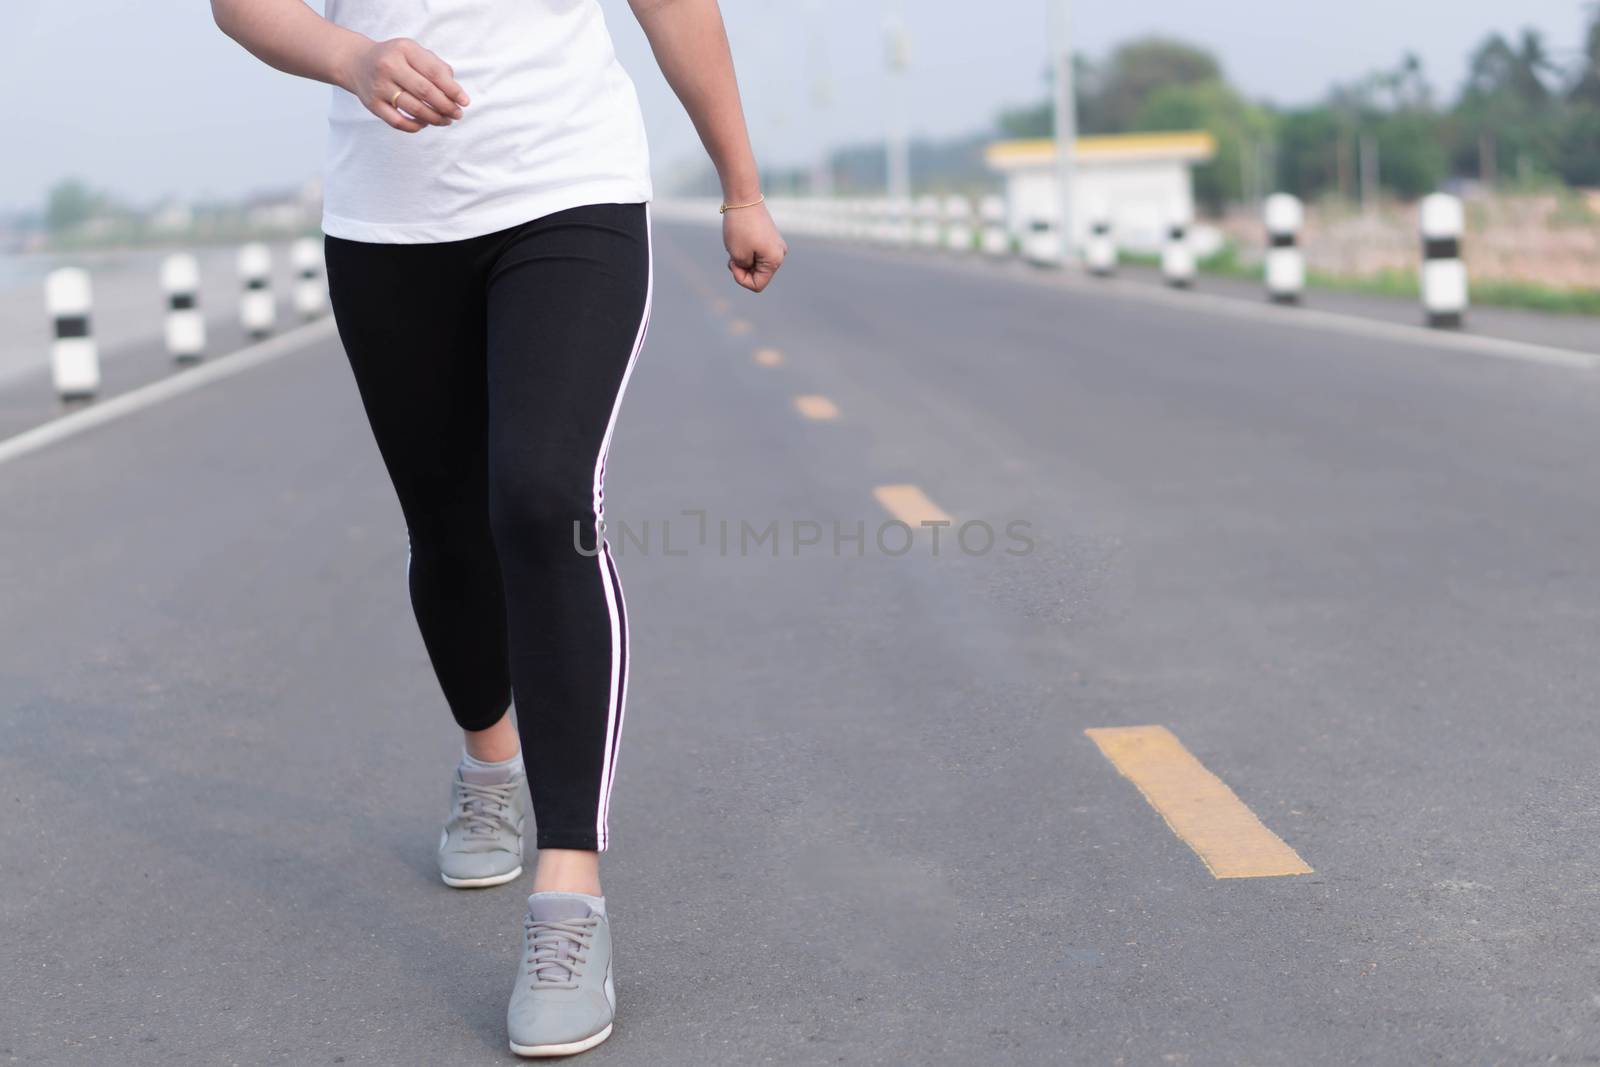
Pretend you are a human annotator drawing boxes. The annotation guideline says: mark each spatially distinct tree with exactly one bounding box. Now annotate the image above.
[45,179,98,235]
[1557,109,1600,186]
[1373,112,1449,198]
[1133,79,1274,209]
[996,97,1052,140]
[1089,37,1223,133]
[1369,52,1434,111]
[1264,53,1449,201]
[1276,107,1345,200]
[1570,5,1600,107]
[1453,29,1563,183]
[1462,29,1557,106]
[1556,5,1600,184]
[989,21,1600,209]
[996,56,1119,140]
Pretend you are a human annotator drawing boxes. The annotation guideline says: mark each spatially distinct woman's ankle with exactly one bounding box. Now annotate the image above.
[532,848,602,896]
[462,709,520,763]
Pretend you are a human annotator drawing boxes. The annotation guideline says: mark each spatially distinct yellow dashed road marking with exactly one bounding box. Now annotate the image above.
[1085,725,1313,879]
[754,347,784,367]
[872,484,953,527]
[728,318,752,336]
[793,395,840,421]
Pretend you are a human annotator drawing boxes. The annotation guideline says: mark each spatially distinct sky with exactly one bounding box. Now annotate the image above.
[8,1,1594,214]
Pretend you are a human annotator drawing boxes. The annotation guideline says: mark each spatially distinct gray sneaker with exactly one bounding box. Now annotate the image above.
[507,894,616,1058]
[437,764,529,889]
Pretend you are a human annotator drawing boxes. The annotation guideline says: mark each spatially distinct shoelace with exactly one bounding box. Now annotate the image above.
[453,778,518,839]
[524,917,598,988]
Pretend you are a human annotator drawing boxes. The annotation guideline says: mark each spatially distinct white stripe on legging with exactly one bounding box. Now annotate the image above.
[592,204,654,852]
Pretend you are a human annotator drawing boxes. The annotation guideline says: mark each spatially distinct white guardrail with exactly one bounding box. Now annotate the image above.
[30,189,1475,409]
[655,192,1471,330]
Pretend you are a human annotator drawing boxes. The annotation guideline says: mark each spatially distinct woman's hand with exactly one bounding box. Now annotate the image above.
[628,0,782,290]
[211,3,466,132]
[724,203,787,293]
[338,37,470,133]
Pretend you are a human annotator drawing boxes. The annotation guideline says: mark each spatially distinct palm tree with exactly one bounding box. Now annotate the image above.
[1568,4,1600,106]
[1463,30,1555,106]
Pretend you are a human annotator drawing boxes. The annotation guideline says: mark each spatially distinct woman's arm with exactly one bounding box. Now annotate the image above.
[210,0,470,134]
[629,0,786,293]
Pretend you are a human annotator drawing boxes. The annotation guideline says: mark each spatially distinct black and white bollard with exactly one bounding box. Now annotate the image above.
[877,199,900,246]
[826,200,845,241]
[1162,220,1195,288]
[890,198,915,247]
[1085,217,1117,277]
[45,267,100,402]
[836,199,859,242]
[914,195,942,249]
[869,199,895,245]
[1022,218,1059,267]
[238,242,276,339]
[160,253,206,363]
[1419,193,1468,329]
[942,195,974,253]
[1263,193,1305,305]
[809,199,828,241]
[978,196,1009,257]
[848,199,873,243]
[844,199,867,242]
[291,237,326,320]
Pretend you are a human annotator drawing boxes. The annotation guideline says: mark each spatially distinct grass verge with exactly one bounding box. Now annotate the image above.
[1124,246,1600,317]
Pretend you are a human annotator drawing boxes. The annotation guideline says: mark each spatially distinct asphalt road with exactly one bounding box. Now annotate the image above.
[4,220,1600,1065]
[1094,261,1600,354]
[0,295,308,443]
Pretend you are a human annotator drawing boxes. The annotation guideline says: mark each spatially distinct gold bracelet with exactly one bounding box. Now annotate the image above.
[719,194,765,215]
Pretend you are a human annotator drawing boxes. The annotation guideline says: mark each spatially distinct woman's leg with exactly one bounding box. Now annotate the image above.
[323,235,515,732]
[482,203,652,887]
[463,710,521,762]
[325,233,532,888]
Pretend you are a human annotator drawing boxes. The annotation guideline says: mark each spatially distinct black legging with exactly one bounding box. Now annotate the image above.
[324,202,652,852]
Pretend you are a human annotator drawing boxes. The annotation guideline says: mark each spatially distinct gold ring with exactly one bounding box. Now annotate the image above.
[390,89,403,108]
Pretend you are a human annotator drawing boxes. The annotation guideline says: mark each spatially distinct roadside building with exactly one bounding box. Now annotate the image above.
[984,131,1216,254]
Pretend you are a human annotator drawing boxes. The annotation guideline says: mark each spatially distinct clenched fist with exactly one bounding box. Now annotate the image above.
[724,202,786,293]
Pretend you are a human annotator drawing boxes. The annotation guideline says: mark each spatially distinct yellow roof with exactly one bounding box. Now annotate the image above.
[985,131,1217,168]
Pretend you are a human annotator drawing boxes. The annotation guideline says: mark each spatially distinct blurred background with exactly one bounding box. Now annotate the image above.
[4,1,1597,409]
[8,2,1599,299]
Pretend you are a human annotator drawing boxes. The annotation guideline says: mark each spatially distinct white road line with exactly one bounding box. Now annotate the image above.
[0,317,337,468]
[1055,272,1600,372]
[937,250,1600,371]
[657,210,1599,374]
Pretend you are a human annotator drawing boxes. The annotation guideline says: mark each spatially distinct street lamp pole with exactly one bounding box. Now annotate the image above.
[806,0,834,197]
[1050,0,1078,265]
[884,0,911,202]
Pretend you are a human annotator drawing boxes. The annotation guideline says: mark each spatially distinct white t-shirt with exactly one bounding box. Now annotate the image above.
[321,0,653,243]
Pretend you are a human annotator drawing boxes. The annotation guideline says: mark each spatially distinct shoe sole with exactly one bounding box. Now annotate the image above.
[440,865,523,889]
[509,1023,613,1058]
